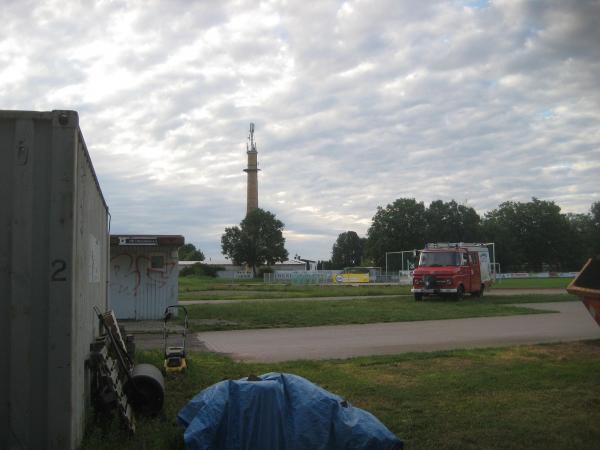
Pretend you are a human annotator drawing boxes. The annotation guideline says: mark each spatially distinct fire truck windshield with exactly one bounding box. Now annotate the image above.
[418,251,461,267]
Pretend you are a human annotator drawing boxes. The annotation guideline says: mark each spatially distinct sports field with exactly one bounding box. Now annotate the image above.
[82,275,596,449]
[82,340,600,450]
[178,275,572,301]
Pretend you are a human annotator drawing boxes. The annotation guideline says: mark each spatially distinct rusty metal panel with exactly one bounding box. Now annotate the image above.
[0,110,109,450]
[109,244,180,320]
[567,258,600,327]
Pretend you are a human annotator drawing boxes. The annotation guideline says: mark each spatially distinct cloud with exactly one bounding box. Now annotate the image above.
[2,0,599,259]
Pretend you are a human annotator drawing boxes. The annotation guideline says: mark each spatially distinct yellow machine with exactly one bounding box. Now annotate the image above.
[163,305,188,374]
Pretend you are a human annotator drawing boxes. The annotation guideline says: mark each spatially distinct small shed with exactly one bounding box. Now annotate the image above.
[109,235,184,320]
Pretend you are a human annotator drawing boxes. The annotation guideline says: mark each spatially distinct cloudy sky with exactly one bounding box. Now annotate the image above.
[2,0,599,260]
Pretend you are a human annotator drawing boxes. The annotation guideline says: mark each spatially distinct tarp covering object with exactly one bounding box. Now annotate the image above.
[178,372,403,450]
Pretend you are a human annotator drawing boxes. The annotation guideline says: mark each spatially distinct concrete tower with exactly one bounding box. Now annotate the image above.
[243,123,260,215]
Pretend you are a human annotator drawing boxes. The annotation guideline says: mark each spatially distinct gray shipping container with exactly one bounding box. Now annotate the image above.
[0,110,109,450]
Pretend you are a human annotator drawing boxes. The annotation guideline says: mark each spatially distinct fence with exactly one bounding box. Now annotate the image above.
[264,270,341,284]
[263,270,415,285]
[262,269,576,285]
[216,271,254,279]
[495,271,577,279]
[374,271,414,285]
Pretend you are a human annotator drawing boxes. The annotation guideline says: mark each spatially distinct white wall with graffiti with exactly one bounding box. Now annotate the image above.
[109,245,180,320]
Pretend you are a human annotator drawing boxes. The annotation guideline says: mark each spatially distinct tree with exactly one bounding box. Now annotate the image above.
[425,200,481,242]
[365,198,427,268]
[564,213,594,269]
[567,201,600,263]
[221,208,289,277]
[482,198,571,271]
[331,231,365,269]
[591,201,600,257]
[317,260,335,270]
[178,243,205,261]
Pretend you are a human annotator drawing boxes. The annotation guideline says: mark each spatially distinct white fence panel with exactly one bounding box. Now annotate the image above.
[264,270,341,284]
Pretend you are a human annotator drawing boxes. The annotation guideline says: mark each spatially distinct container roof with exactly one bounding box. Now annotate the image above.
[110,235,184,246]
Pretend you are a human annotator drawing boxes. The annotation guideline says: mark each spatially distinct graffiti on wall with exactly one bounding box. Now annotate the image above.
[111,252,177,296]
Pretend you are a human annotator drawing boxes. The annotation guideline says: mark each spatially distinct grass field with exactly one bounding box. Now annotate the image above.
[179,276,411,300]
[82,340,600,450]
[179,294,572,332]
[178,275,570,301]
[492,277,572,289]
[82,278,584,447]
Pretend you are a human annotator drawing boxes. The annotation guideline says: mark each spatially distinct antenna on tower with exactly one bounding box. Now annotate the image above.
[248,122,257,152]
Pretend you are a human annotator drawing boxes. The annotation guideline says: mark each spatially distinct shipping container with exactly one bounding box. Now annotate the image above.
[0,110,109,450]
[109,235,184,320]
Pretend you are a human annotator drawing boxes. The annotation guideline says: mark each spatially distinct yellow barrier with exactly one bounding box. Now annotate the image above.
[332,273,370,283]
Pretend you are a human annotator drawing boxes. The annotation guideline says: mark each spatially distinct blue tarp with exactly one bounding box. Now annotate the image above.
[178,372,403,450]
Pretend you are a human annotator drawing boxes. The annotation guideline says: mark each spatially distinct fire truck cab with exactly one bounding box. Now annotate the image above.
[411,243,493,301]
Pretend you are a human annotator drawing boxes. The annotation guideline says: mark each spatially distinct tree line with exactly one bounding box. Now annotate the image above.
[181,198,598,277]
[324,198,599,273]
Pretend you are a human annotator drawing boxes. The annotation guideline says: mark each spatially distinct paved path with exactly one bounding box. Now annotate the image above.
[179,288,566,305]
[195,302,600,362]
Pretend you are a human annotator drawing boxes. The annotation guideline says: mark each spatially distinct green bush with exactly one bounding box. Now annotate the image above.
[179,263,224,278]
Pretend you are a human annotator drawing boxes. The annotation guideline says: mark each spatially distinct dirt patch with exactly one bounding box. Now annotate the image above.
[132,332,209,352]
[527,340,600,358]
[129,319,239,351]
[358,370,421,388]
[181,289,268,296]
[188,318,239,327]
[488,288,566,295]
[486,340,600,363]
[391,357,477,375]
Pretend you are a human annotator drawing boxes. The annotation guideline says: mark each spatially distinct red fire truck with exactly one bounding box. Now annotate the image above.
[411,243,493,301]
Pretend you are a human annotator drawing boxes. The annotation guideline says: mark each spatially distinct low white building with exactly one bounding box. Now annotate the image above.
[109,235,184,319]
[179,258,306,278]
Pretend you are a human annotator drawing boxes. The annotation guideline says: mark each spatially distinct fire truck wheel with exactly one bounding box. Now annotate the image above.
[472,285,484,298]
[455,285,465,300]
[414,293,423,301]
